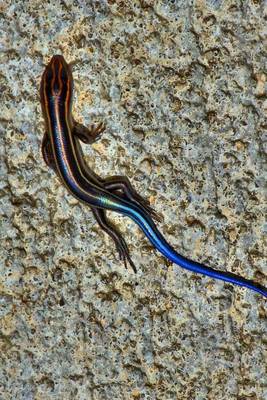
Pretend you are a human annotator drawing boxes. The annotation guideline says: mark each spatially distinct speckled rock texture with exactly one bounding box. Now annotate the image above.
[0,1,266,399]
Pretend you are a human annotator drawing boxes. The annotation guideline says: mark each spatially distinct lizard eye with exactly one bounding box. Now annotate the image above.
[59,64,69,86]
[45,66,53,82]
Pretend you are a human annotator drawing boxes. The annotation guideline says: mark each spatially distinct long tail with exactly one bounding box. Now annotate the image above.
[117,201,267,298]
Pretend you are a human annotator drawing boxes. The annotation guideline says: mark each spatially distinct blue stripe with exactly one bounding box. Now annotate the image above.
[116,202,267,298]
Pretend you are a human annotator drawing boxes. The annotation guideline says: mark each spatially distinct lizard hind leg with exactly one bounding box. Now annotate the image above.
[103,176,163,223]
[92,208,137,273]
[72,122,161,223]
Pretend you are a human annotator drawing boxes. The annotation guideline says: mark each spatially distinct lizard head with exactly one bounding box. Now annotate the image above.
[40,54,73,108]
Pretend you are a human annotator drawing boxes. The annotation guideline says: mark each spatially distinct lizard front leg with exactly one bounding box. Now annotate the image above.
[41,132,57,172]
[73,121,105,144]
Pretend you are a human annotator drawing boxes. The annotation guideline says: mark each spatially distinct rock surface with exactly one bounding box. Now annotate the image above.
[0,1,266,399]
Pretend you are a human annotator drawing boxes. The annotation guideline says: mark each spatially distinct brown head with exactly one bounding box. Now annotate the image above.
[40,55,73,118]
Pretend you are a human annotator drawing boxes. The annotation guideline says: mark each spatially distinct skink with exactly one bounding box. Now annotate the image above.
[40,55,267,298]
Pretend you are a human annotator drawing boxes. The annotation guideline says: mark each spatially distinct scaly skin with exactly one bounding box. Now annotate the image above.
[40,55,267,298]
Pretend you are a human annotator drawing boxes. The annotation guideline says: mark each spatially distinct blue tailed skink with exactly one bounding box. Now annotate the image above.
[40,55,267,298]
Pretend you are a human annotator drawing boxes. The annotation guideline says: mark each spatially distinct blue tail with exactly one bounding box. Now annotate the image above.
[120,203,267,298]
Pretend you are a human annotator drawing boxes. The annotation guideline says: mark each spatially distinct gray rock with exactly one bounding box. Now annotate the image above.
[0,1,266,399]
